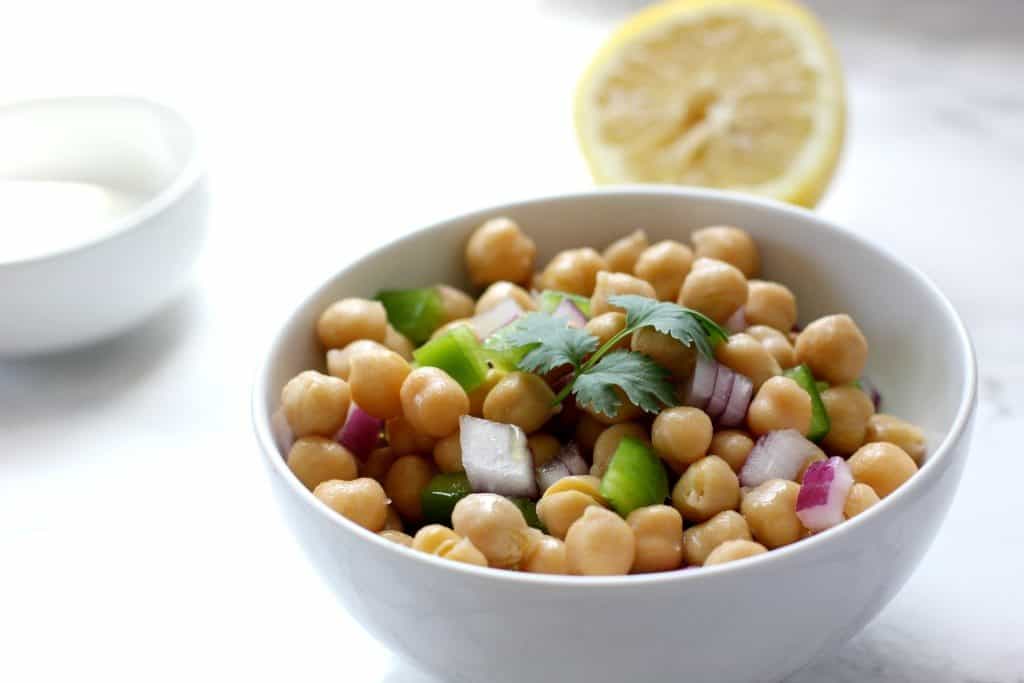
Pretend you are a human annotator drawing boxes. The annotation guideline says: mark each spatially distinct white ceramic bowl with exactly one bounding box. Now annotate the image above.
[252,188,976,683]
[0,97,208,356]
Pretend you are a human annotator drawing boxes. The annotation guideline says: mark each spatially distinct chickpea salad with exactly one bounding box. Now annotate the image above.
[273,219,927,576]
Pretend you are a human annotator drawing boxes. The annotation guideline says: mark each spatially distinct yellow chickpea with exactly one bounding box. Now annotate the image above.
[536,490,601,540]
[436,284,476,322]
[313,478,389,531]
[691,225,760,278]
[467,368,505,417]
[400,367,470,438]
[672,455,741,523]
[678,258,749,324]
[432,433,463,473]
[820,385,875,456]
[379,530,414,547]
[704,539,767,566]
[326,340,388,380]
[281,371,351,438]
[682,510,752,566]
[383,325,415,360]
[348,348,412,420]
[287,436,358,490]
[652,407,713,473]
[475,281,536,314]
[709,430,755,473]
[382,506,404,532]
[603,229,649,273]
[741,479,804,548]
[521,534,569,574]
[412,524,461,554]
[627,505,684,573]
[865,414,927,464]
[591,271,658,317]
[565,506,636,576]
[714,333,782,390]
[582,388,644,425]
[844,482,881,518]
[540,248,608,296]
[527,433,561,467]
[745,280,798,332]
[482,372,556,434]
[848,442,918,498]
[465,217,536,286]
[544,475,605,502]
[584,312,630,350]
[795,314,869,385]
[631,328,697,379]
[384,455,437,524]
[575,413,607,452]
[745,325,797,369]
[360,446,396,482]
[385,416,436,456]
[591,423,649,477]
[634,240,695,301]
[452,493,530,568]
[442,538,490,566]
[747,376,813,436]
[317,298,388,349]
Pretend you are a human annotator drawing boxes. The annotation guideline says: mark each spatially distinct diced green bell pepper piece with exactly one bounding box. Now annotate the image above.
[413,325,490,391]
[537,290,592,317]
[784,364,831,442]
[421,472,473,526]
[376,287,445,345]
[508,497,545,531]
[599,437,669,517]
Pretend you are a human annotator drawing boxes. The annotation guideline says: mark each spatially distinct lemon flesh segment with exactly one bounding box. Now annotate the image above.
[576,0,845,207]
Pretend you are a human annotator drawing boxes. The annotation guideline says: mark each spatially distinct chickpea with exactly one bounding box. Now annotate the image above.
[714,333,782,390]
[591,423,649,477]
[565,506,636,576]
[634,240,694,301]
[467,368,506,417]
[281,371,351,438]
[795,314,869,385]
[741,479,804,548]
[691,225,760,278]
[682,510,751,566]
[287,437,358,490]
[820,385,875,456]
[385,416,436,455]
[747,376,812,436]
[865,414,927,464]
[544,475,605,503]
[627,505,684,573]
[585,312,630,350]
[384,455,437,523]
[631,328,697,379]
[704,539,767,566]
[465,217,536,286]
[527,433,561,467]
[412,524,461,554]
[745,280,797,332]
[400,367,470,438]
[382,506,404,532]
[745,325,797,369]
[521,534,569,574]
[709,430,755,472]
[383,325,414,360]
[603,229,648,273]
[591,271,657,316]
[326,340,388,380]
[848,442,918,498]
[679,257,749,324]
[537,490,601,540]
[348,348,411,419]
[482,372,556,433]
[452,493,529,568]
[540,248,608,296]
[361,446,396,481]
[430,319,473,340]
[379,530,413,547]
[436,284,475,322]
[652,407,713,473]
[844,482,881,518]
[313,478,389,531]
[672,455,741,522]
[582,388,644,426]
[432,433,463,473]
[317,298,388,349]
[575,413,607,452]
[475,281,536,314]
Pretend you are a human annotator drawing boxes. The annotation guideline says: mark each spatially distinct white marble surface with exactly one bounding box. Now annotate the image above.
[1,1,1022,681]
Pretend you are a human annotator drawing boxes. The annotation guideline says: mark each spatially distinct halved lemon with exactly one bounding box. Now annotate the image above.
[575,0,846,207]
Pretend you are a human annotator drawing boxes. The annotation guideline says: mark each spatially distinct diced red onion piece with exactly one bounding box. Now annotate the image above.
[536,459,571,493]
[271,408,294,457]
[718,373,753,427]
[859,375,882,411]
[682,355,717,410]
[336,404,383,459]
[740,429,822,487]
[470,298,524,340]
[796,456,854,531]
[551,298,588,328]
[558,442,588,475]
[460,415,538,498]
[725,307,746,333]
[705,365,735,420]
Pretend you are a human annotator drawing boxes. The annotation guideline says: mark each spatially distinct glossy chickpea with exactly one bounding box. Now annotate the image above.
[795,314,869,385]
[442,537,490,566]
[281,371,351,438]
[527,433,561,467]
[379,530,414,547]
[436,284,476,322]
[747,376,812,436]
[848,442,918,498]
[575,413,607,453]
[326,340,388,380]
[317,298,388,349]
[865,414,926,463]
[584,312,630,350]
[714,332,782,390]
[627,505,684,573]
[382,506,404,532]
[672,455,741,523]
[844,482,881,518]
[383,325,414,360]
[590,271,657,316]
[520,533,569,574]
[745,325,797,369]
[467,368,505,417]
[412,525,488,566]
[361,446,396,481]
[384,455,437,523]
[400,367,470,438]
[475,281,536,314]
[678,258,749,323]
[452,494,530,568]
[287,437,358,490]
[591,423,649,477]
[348,348,412,420]
[744,280,797,332]
[741,479,804,548]
[540,248,608,296]
[691,225,760,277]
[652,406,713,473]
[482,372,556,433]
[704,539,767,566]
[465,217,536,286]
[385,416,436,456]
[544,475,605,503]
[634,240,694,301]
[603,229,648,273]
[565,506,636,576]
[709,430,755,472]
[682,510,751,566]
[432,433,463,473]
[631,328,697,379]
[537,490,601,540]
[820,385,875,455]
[313,478,389,531]
[582,389,644,425]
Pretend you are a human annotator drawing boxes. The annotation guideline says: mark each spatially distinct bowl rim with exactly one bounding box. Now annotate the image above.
[0,95,205,269]
[251,185,977,587]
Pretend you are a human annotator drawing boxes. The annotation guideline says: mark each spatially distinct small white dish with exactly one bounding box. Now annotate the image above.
[0,96,208,356]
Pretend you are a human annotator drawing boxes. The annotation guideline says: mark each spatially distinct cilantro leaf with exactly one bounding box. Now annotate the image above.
[608,294,728,358]
[573,350,676,417]
[495,313,599,375]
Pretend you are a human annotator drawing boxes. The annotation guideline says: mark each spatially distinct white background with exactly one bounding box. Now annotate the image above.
[2,1,1022,681]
